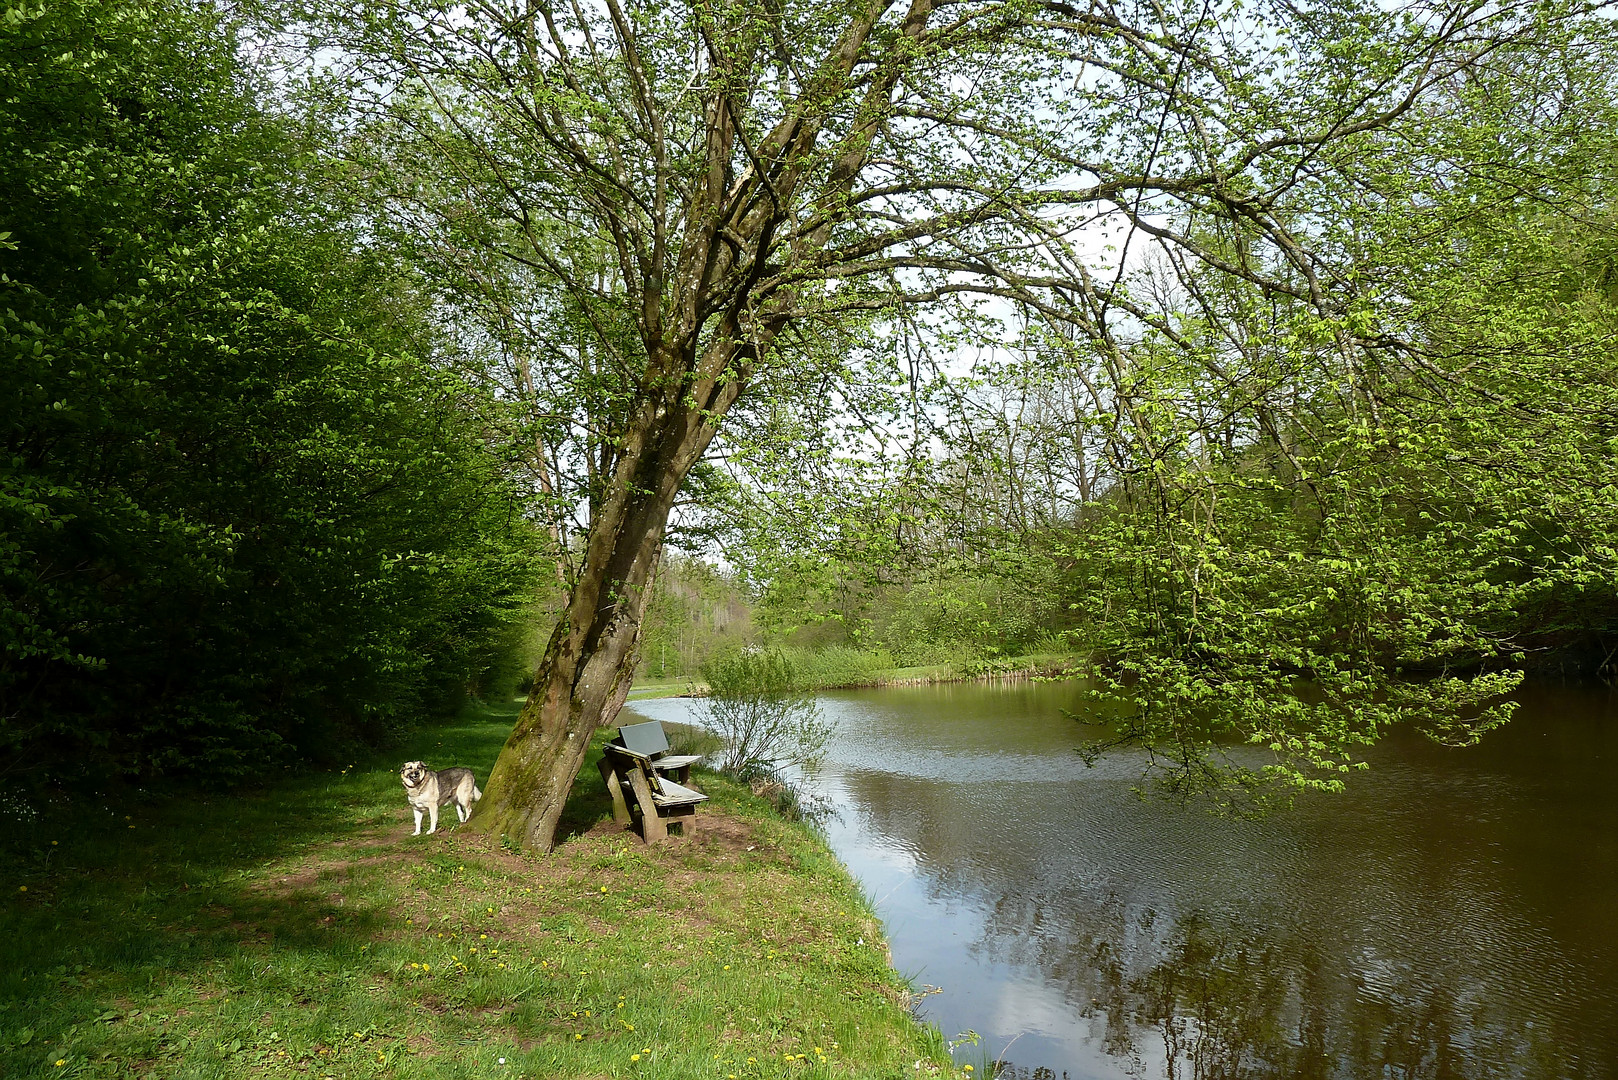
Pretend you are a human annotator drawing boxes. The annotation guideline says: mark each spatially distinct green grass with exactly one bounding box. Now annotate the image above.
[0,702,956,1080]
[626,678,705,700]
[632,649,1087,698]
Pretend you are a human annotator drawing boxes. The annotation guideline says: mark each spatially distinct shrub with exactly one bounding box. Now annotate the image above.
[695,649,830,782]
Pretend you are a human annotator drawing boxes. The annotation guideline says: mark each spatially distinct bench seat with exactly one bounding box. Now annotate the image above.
[596,726,708,842]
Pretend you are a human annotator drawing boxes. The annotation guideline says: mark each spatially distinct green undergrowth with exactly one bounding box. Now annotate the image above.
[0,701,956,1080]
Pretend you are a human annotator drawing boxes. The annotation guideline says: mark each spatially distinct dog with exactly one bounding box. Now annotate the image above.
[400,761,482,835]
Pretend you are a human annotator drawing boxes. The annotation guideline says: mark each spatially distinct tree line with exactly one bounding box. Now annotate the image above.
[1,0,543,785]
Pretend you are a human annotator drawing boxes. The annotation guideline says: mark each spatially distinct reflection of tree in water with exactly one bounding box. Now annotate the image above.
[986,906,1567,1080]
[1079,913,1311,1080]
[838,769,1583,1080]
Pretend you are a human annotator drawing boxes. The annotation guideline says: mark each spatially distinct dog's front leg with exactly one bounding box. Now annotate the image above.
[427,804,440,834]
[412,807,424,836]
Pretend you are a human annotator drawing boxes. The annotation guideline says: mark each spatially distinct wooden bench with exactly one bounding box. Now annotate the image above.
[597,721,706,841]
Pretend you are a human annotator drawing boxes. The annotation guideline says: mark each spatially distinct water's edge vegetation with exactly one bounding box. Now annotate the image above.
[630,650,1086,701]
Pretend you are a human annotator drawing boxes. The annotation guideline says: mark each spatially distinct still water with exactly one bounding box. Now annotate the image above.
[624,679,1618,1079]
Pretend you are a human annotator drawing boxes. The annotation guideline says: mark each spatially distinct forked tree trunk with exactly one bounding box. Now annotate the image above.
[466,362,741,850]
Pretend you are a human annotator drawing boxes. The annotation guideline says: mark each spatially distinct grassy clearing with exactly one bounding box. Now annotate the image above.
[0,701,957,1080]
[626,678,705,701]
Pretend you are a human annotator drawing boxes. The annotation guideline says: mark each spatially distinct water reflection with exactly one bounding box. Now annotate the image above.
[625,680,1618,1079]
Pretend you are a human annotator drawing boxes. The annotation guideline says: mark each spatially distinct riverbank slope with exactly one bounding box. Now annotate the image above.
[0,701,958,1080]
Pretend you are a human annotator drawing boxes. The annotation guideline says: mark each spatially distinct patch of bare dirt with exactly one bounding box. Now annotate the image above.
[682,812,759,854]
[252,835,418,898]
[265,867,322,892]
[405,1033,439,1057]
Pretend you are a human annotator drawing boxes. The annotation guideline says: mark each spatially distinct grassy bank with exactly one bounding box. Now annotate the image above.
[0,702,959,1080]
[632,649,1086,699]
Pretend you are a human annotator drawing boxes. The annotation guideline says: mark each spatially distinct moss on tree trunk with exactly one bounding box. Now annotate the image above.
[468,360,744,850]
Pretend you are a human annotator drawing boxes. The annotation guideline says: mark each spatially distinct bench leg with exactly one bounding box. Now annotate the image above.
[626,767,668,842]
[675,804,698,836]
[598,758,632,826]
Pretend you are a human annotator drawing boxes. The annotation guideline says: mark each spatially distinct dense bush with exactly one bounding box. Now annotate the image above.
[0,0,541,784]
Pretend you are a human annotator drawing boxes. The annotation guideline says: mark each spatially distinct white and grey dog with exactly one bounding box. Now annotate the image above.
[400,761,483,835]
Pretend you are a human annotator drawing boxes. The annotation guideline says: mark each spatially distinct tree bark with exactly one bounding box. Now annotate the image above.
[467,350,744,850]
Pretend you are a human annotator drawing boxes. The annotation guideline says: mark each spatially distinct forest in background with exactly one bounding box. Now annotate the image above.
[4,0,1617,812]
[0,0,544,785]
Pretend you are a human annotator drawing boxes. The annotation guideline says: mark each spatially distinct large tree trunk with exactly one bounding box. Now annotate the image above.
[466,354,742,850]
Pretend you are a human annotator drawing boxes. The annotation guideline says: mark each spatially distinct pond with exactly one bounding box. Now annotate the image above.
[623,678,1618,1079]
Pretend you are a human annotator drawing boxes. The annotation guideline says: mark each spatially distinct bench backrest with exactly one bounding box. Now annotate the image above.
[617,720,671,759]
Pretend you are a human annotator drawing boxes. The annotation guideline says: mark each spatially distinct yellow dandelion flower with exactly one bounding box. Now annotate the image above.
[964,1067,974,1073]
[16,886,25,893]
[631,1054,641,1062]
[55,1061,66,1067]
